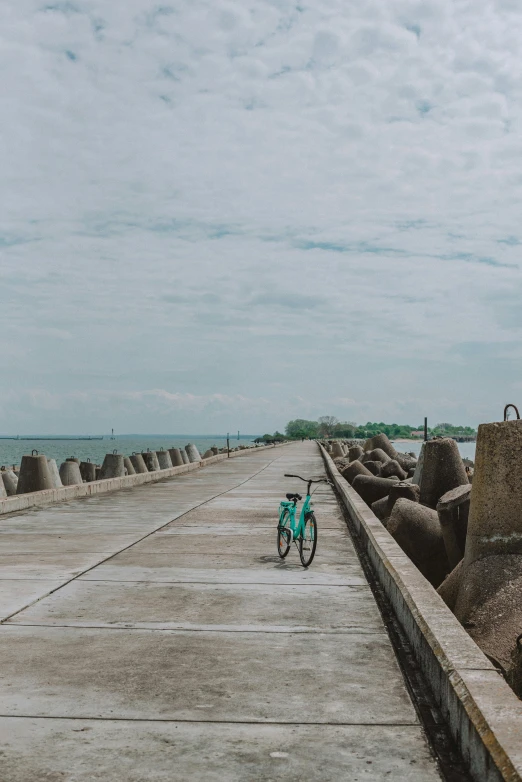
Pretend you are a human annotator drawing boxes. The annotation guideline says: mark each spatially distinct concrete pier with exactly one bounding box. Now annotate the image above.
[0,443,439,780]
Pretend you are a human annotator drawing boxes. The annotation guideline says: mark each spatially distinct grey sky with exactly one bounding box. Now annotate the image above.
[1,0,521,434]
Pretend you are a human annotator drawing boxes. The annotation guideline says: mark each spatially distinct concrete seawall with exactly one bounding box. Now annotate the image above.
[320,443,522,782]
[0,444,287,518]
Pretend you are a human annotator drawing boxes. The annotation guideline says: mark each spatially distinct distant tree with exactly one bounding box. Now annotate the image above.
[285,419,319,439]
[318,416,339,437]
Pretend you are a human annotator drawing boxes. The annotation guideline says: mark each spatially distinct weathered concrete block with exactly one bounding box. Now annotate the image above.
[143,451,160,472]
[211,447,219,455]
[168,448,184,467]
[351,475,399,506]
[437,484,471,569]
[130,454,148,474]
[348,445,363,461]
[185,444,201,463]
[100,454,125,480]
[371,482,420,527]
[59,460,83,486]
[156,450,173,470]
[340,460,373,485]
[415,438,468,509]
[17,454,54,494]
[180,449,189,465]
[47,458,63,489]
[363,433,417,471]
[1,470,18,496]
[371,496,389,522]
[453,418,522,675]
[123,457,136,476]
[202,449,214,459]
[437,560,463,612]
[368,448,391,465]
[387,498,450,588]
[363,460,381,476]
[380,459,407,481]
[80,461,97,482]
[66,457,80,465]
[0,478,6,499]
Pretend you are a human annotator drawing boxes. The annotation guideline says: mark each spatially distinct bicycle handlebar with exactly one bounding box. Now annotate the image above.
[284,474,330,483]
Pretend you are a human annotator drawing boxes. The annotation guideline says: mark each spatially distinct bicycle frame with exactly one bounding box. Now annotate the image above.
[278,493,312,539]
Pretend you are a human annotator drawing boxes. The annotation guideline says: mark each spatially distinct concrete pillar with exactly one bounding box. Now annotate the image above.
[388,499,450,588]
[130,454,148,474]
[351,475,400,506]
[59,460,83,486]
[436,484,471,569]
[180,449,189,465]
[123,457,136,476]
[2,470,18,496]
[185,444,202,463]
[168,448,184,467]
[340,460,372,485]
[414,438,468,509]
[17,454,54,494]
[156,450,173,470]
[80,461,97,482]
[47,458,63,489]
[99,453,125,479]
[453,418,522,674]
[143,451,160,471]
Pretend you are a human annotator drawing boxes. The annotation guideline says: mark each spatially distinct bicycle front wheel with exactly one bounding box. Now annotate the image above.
[299,511,317,567]
[277,509,292,558]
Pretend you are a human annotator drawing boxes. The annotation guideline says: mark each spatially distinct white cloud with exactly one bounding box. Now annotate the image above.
[0,0,521,434]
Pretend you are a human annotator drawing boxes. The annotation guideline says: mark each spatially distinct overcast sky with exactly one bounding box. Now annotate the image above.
[1,0,521,434]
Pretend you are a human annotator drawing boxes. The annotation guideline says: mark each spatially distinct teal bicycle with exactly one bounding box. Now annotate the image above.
[277,474,331,567]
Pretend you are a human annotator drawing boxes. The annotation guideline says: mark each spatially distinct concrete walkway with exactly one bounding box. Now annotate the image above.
[0,442,441,780]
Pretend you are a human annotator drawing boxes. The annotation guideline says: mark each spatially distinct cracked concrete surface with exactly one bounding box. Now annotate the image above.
[0,442,441,780]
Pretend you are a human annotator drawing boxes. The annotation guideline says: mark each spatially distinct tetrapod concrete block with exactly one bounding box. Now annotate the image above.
[130,454,148,474]
[348,445,363,461]
[453,418,522,676]
[202,449,214,459]
[380,459,407,481]
[2,470,18,496]
[59,461,83,486]
[340,461,373,485]
[331,442,344,459]
[17,455,54,494]
[47,458,63,488]
[143,451,160,472]
[123,457,136,476]
[100,454,125,479]
[352,475,399,506]
[388,499,450,588]
[80,461,97,482]
[180,450,189,465]
[157,450,173,470]
[168,449,184,467]
[414,438,468,509]
[185,444,202,463]
[437,484,471,569]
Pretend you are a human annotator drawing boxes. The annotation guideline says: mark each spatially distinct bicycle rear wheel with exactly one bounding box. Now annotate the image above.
[299,511,317,567]
[277,509,292,558]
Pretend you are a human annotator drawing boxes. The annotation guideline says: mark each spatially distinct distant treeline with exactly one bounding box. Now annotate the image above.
[268,417,478,441]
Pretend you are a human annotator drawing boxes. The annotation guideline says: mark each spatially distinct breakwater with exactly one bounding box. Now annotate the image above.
[321,418,522,781]
[0,441,281,516]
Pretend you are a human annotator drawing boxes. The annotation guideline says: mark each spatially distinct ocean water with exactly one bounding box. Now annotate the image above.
[0,435,259,469]
[391,439,476,461]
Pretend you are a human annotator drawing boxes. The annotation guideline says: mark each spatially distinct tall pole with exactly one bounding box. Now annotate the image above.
[227,433,230,458]
[424,417,428,442]
[237,430,240,441]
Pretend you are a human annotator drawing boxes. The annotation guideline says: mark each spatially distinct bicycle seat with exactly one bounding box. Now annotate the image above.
[286,493,302,501]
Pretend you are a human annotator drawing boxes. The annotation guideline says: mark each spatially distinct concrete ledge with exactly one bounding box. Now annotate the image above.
[0,443,287,518]
[320,444,522,782]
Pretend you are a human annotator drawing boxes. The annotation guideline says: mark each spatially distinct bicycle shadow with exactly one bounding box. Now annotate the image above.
[257,555,307,570]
